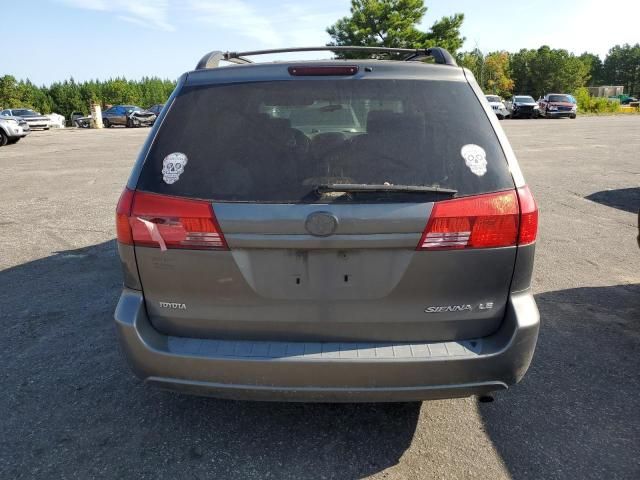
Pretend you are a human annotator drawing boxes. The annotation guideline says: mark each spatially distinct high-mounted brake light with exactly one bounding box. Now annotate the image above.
[417,188,538,250]
[288,65,358,76]
[115,188,228,250]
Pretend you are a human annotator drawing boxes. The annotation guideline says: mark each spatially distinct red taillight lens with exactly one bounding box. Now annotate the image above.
[418,190,519,250]
[288,65,358,76]
[517,186,538,245]
[417,188,539,250]
[116,188,135,245]
[115,188,227,250]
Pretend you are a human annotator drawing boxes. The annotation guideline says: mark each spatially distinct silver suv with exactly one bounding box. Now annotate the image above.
[0,115,29,146]
[114,47,540,402]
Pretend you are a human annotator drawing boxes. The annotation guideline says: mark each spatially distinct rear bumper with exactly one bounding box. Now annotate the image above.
[114,289,539,402]
[545,110,575,117]
[511,109,537,118]
[26,122,49,129]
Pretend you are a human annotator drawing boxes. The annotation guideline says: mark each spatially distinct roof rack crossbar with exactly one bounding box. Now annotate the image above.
[195,46,457,69]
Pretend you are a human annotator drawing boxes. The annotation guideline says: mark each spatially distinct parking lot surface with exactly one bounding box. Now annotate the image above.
[1,117,639,479]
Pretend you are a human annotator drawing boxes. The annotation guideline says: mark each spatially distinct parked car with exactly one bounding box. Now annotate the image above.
[147,104,165,116]
[0,115,29,146]
[485,95,510,119]
[0,108,51,129]
[48,112,65,128]
[70,111,86,127]
[102,105,156,128]
[114,46,540,402]
[505,95,539,118]
[16,117,30,135]
[607,94,638,105]
[75,116,92,128]
[538,93,577,119]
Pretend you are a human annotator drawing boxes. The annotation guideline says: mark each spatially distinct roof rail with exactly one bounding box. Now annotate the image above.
[195,46,457,69]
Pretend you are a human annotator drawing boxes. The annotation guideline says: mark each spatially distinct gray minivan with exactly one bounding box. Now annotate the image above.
[114,47,540,402]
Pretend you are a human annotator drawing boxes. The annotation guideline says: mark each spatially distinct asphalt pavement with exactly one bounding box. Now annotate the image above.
[1,117,639,479]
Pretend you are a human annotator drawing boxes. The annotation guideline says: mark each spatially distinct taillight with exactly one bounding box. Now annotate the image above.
[516,186,538,245]
[418,190,519,250]
[115,188,227,250]
[417,188,538,250]
[116,188,135,245]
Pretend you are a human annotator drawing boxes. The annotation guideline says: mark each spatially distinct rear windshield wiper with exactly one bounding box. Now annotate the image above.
[315,183,457,196]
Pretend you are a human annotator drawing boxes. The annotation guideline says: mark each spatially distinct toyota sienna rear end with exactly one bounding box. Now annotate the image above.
[114,47,540,402]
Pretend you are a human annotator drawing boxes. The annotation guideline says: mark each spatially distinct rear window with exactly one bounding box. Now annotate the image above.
[138,79,514,202]
[548,95,571,103]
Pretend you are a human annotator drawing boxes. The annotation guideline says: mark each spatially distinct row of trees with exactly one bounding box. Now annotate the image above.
[460,44,640,99]
[0,76,176,119]
[2,1,638,117]
[327,1,640,99]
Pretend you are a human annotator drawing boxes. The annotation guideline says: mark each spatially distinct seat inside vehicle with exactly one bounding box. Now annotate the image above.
[324,110,427,184]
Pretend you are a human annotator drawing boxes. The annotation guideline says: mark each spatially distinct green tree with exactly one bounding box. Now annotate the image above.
[0,75,21,109]
[48,78,85,117]
[601,44,640,96]
[326,0,465,58]
[459,49,514,97]
[578,52,602,85]
[483,51,514,97]
[459,48,484,82]
[510,46,589,98]
[1,75,176,116]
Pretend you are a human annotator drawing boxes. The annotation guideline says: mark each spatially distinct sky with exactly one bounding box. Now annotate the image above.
[2,0,638,85]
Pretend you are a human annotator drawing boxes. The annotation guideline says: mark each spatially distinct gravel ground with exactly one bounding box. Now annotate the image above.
[1,117,639,479]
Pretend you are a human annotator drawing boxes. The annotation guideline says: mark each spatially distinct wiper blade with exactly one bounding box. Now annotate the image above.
[315,183,457,195]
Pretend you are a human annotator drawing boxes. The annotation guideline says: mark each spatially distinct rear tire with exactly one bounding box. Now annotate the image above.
[7,137,20,144]
[570,114,577,119]
[103,118,110,128]
[0,130,8,146]
[126,118,132,128]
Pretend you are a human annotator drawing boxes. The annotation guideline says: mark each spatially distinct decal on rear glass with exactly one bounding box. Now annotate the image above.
[461,144,487,176]
[162,152,188,184]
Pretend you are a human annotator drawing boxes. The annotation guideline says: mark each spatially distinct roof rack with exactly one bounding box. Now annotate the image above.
[195,46,457,70]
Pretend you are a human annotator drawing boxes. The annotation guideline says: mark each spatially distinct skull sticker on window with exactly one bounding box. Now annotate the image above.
[460,144,487,177]
[162,152,188,184]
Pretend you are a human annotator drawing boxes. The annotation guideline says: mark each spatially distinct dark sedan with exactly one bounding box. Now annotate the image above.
[102,105,156,128]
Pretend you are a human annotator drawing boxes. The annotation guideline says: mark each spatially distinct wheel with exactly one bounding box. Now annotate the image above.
[570,114,576,119]
[44,127,50,130]
[103,118,110,128]
[0,130,8,146]
[126,118,132,128]
[7,137,20,144]
[497,114,504,120]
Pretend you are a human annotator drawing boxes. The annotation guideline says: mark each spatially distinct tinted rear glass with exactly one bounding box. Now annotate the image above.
[138,79,513,202]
